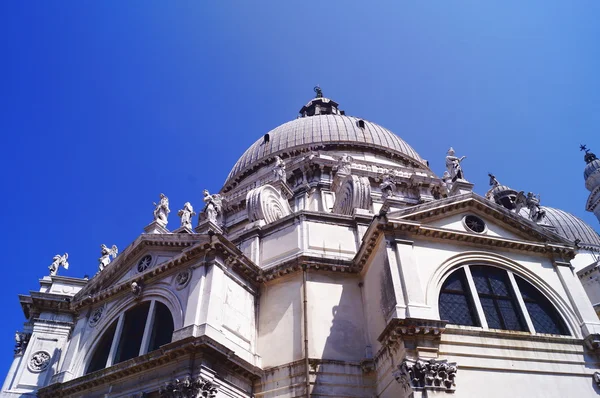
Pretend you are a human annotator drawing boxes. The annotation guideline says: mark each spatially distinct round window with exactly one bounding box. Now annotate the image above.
[464,215,486,233]
[137,255,152,272]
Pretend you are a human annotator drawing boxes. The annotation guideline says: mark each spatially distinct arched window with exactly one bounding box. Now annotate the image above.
[86,300,175,375]
[438,265,569,336]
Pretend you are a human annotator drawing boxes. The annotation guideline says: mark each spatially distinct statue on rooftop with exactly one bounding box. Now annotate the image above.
[526,192,546,223]
[314,85,323,98]
[488,173,500,187]
[445,147,467,181]
[98,244,118,272]
[379,174,397,200]
[177,202,196,229]
[48,253,69,276]
[337,154,353,176]
[153,193,170,226]
[273,156,286,182]
[202,189,223,225]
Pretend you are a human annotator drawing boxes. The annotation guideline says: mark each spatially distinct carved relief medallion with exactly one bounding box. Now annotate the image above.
[137,254,153,272]
[88,305,105,328]
[332,174,372,215]
[28,351,51,372]
[175,269,192,290]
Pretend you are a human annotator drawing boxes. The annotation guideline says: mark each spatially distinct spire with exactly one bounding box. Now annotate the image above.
[580,144,598,164]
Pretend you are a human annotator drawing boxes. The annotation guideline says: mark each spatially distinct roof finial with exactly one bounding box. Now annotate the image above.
[314,85,323,98]
[581,144,598,164]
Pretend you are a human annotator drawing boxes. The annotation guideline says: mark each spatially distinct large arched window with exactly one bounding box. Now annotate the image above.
[438,265,569,336]
[86,300,175,374]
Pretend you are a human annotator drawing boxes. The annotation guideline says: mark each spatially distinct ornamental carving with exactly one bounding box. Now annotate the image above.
[332,175,372,216]
[159,375,218,398]
[394,358,457,392]
[175,269,192,290]
[246,184,292,225]
[137,255,153,272]
[28,351,51,372]
[88,305,105,328]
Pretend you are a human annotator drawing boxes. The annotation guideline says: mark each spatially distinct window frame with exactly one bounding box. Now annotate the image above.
[439,265,570,336]
[85,299,174,374]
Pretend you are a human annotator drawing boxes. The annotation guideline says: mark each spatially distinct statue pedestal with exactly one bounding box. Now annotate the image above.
[144,221,169,234]
[172,226,194,234]
[195,219,223,235]
[449,179,474,196]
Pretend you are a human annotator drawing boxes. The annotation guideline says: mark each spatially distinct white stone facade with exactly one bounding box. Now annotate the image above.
[3,95,600,397]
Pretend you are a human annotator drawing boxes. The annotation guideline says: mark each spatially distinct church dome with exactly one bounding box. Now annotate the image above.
[584,158,600,181]
[542,207,600,248]
[224,113,428,189]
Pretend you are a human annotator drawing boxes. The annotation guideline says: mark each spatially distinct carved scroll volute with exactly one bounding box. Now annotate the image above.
[246,184,292,225]
[332,175,372,215]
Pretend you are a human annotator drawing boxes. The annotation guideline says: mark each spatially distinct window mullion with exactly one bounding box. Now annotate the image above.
[507,271,535,333]
[106,314,125,367]
[463,265,488,329]
[138,300,157,356]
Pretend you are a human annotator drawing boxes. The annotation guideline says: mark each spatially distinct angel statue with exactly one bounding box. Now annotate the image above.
[153,193,170,226]
[273,156,286,182]
[337,154,353,176]
[48,253,69,276]
[514,191,527,215]
[202,189,223,225]
[98,244,118,272]
[14,331,30,355]
[445,147,467,181]
[526,192,546,223]
[177,202,196,229]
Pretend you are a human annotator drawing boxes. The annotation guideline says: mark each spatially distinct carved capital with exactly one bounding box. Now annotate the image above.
[585,334,600,351]
[158,375,218,398]
[394,358,457,392]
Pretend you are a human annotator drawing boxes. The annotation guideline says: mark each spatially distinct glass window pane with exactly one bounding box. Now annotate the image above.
[480,297,502,329]
[488,273,509,297]
[114,301,151,364]
[515,276,569,335]
[439,268,479,327]
[148,302,174,352]
[497,299,526,331]
[86,320,117,374]
[471,268,491,295]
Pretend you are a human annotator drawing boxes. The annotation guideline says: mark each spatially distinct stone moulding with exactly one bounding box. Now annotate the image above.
[158,375,218,398]
[378,318,447,350]
[246,184,292,225]
[332,174,372,216]
[394,358,457,392]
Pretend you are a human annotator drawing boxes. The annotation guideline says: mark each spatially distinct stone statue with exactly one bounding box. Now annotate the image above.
[14,332,30,355]
[526,192,546,223]
[153,193,170,226]
[379,174,396,200]
[445,147,467,181]
[48,253,69,276]
[488,173,500,187]
[273,156,286,182]
[314,85,323,98]
[98,244,118,272]
[337,154,353,176]
[177,202,196,229]
[514,191,527,215]
[202,189,223,225]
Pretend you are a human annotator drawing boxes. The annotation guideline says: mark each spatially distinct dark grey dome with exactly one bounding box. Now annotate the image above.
[224,114,428,188]
[543,207,600,249]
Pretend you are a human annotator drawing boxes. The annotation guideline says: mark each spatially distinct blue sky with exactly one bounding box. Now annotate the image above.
[1,1,599,379]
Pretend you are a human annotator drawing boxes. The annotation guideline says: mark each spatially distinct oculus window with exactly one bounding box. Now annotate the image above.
[439,265,569,336]
[86,300,174,374]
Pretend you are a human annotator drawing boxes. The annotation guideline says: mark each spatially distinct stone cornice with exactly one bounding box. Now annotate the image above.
[19,291,74,319]
[378,318,447,349]
[72,234,261,311]
[258,255,357,282]
[36,335,263,398]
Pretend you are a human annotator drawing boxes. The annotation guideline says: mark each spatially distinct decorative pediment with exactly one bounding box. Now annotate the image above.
[386,193,573,246]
